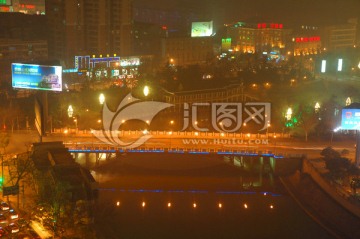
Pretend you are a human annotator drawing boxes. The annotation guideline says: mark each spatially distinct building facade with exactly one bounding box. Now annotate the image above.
[162,36,214,66]
[321,20,357,51]
[225,22,287,54]
[46,0,133,67]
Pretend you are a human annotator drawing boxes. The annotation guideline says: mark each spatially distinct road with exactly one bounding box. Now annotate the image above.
[4,130,357,162]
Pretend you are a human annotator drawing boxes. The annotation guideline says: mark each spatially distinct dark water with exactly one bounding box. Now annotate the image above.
[92,154,334,239]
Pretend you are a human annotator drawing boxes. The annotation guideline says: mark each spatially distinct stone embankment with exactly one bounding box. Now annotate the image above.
[282,158,360,239]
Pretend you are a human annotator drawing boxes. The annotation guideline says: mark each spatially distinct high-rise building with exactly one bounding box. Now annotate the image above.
[46,0,133,67]
[321,19,357,51]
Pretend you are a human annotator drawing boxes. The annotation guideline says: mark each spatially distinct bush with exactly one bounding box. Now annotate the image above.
[321,146,340,159]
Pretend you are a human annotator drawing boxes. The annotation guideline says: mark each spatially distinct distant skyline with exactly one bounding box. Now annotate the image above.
[2,0,359,26]
[136,0,360,26]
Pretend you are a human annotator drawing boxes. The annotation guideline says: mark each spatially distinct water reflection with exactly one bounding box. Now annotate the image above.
[91,154,333,239]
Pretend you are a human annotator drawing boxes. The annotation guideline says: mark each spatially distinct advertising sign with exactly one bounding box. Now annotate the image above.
[12,63,62,91]
[191,21,213,37]
[0,0,11,6]
[341,109,360,130]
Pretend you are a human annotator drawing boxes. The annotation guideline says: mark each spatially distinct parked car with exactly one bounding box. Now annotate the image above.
[5,223,19,234]
[8,209,18,220]
[0,214,8,225]
[0,227,6,237]
[0,202,9,211]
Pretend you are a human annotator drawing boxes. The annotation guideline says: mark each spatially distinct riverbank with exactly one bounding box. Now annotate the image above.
[282,161,360,239]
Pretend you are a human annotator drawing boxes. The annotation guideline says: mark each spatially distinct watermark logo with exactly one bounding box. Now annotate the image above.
[92,94,271,148]
[92,93,173,148]
[182,102,271,132]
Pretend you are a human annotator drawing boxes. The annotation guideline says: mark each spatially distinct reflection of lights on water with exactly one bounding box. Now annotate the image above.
[107,198,281,211]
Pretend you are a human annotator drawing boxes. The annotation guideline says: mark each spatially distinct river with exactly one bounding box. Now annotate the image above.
[87,153,334,239]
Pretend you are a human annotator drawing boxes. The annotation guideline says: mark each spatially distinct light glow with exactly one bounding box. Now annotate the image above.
[337,59,343,72]
[321,60,326,73]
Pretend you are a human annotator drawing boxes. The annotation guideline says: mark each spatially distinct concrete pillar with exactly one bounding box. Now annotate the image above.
[356,132,360,167]
[85,153,90,168]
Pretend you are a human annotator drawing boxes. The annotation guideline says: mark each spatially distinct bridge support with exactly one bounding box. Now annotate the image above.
[85,153,90,168]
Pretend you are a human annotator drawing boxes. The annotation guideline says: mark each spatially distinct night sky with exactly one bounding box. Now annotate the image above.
[137,0,360,25]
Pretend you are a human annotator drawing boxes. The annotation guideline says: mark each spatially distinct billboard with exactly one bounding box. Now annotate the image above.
[341,109,360,130]
[12,63,62,91]
[191,21,213,37]
[0,0,11,6]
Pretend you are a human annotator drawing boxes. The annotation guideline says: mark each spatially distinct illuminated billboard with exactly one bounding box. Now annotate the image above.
[0,0,11,6]
[12,63,62,91]
[191,21,213,37]
[341,109,360,130]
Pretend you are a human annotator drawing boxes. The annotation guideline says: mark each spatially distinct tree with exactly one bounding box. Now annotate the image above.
[297,104,318,141]
[0,132,10,153]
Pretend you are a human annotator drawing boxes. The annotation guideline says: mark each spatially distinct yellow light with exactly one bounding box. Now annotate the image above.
[218,203,222,208]
[270,205,274,209]
[142,202,146,208]
[244,203,248,209]
[194,132,199,136]
[167,202,172,208]
[193,203,197,208]
[116,201,120,207]
[143,86,150,97]
[220,133,225,137]
[99,93,105,105]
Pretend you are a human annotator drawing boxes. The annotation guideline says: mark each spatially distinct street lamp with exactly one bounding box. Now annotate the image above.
[285,108,292,121]
[99,93,105,105]
[314,102,320,113]
[143,85,149,97]
[346,97,352,106]
[67,105,74,118]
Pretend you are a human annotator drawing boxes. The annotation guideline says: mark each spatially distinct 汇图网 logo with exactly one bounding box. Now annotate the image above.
[92,93,173,148]
[92,94,271,148]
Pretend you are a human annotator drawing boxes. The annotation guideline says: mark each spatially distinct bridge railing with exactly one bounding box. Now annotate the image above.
[53,128,290,139]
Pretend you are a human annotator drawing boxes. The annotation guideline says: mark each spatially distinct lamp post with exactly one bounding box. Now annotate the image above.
[67,105,74,118]
[74,118,78,132]
[315,102,321,120]
[99,93,105,105]
[266,122,270,139]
